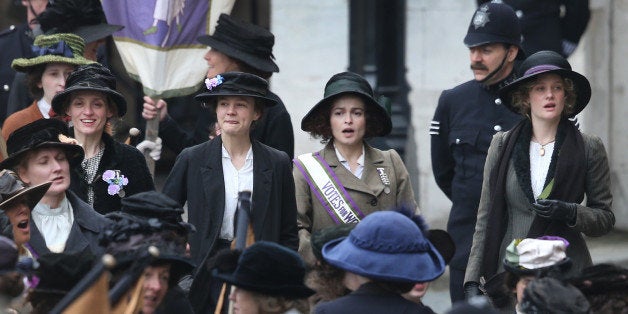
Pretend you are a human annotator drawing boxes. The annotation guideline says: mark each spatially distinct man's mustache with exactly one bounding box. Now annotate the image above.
[470,63,488,71]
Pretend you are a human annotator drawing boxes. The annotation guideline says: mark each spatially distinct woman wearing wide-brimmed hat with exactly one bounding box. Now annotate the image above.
[162,71,298,313]
[141,13,294,158]
[50,63,154,215]
[2,33,92,143]
[0,118,109,257]
[0,169,51,258]
[314,210,445,314]
[210,241,314,314]
[464,51,615,299]
[294,71,419,265]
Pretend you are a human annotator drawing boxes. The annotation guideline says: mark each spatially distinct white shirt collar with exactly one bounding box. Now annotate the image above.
[37,98,51,119]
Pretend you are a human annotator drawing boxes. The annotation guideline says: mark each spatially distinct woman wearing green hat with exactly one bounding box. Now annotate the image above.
[294,71,419,265]
[1,33,92,144]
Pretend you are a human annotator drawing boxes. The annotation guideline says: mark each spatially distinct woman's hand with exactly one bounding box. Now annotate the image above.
[532,199,577,224]
[141,96,168,122]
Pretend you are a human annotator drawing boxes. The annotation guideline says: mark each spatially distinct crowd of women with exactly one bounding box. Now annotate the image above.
[0,6,625,314]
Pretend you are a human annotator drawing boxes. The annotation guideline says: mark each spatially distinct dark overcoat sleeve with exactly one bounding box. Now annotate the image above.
[430,89,455,199]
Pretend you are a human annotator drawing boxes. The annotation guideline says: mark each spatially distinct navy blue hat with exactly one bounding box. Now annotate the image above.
[213,241,315,299]
[195,72,277,109]
[498,50,591,117]
[464,2,525,60]
[322,211,446,283]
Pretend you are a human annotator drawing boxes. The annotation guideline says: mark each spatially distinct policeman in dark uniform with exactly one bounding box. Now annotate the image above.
[429,2,524,302]
[0,11,37,125]
[477,0,591,57]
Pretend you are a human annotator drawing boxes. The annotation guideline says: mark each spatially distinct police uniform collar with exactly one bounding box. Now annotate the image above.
[483,70,518,92]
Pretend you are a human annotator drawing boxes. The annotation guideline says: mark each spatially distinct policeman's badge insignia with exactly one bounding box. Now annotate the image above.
[473,6,491,29]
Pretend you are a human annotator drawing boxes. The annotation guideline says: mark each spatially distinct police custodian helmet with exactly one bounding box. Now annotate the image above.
[464,2,525,60]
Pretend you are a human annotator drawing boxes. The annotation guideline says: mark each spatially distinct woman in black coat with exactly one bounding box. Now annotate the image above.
[0,119,109,257]
[163,72,298,313]
[51,63,154,215]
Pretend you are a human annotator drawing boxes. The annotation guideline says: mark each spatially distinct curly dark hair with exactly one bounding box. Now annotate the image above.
[508,75,577,117]
[303,94,385,144]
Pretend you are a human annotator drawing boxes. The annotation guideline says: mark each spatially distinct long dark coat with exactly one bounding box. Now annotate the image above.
[465,131,615,284]
[28,190,110,257]
[69,132,155,215]
[162,136,298,266]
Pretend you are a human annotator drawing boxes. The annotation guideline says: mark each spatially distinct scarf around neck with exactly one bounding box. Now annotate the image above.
[480,117,586,279]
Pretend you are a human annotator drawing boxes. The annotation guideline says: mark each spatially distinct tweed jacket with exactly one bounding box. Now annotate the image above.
[27,190,110,257]
[465,131,615,284]
[162,137,299,266]
[2,101,43,141]
[295,141,418,264]
[314,282,434,314]
[69,132,155,215]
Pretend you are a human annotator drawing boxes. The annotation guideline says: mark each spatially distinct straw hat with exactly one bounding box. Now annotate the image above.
[11,33,92,73]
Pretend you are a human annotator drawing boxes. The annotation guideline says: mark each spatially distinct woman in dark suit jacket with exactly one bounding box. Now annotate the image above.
[162,72,298,313]
[464,51,615,298]
[0,119,109,257]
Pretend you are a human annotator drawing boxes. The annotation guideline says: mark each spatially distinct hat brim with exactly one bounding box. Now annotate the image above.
[197,35,279,73]
[11,56,93,73]
[194,91,277,109]
[212,269,315,299]
[498,69,591,117]
[52,85,127,117]
[0,142,84,171]
[74,24,124,44]
[322,236,446,283]
[503,257,572,276]
[301,91,392,137]
[0,181,52,211]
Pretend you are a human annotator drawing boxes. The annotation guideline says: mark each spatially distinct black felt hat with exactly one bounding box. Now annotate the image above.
[0,170,51,212]
[520,277,591,314]
[195,72,277,108]
[197,14,279,73]
[36,0,124,44]
[0,119,84,171]
[212,241,315,299]
[464,2,525,60]
[101,191,195,282]
[498,50,591,117]
[30,252,96,295]
[52,63,127,117]
[301,72,392,137]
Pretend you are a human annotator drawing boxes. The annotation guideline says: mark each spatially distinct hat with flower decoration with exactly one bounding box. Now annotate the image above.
[11,33,93,72]
[195,71,277,109]
[503,236,572,276]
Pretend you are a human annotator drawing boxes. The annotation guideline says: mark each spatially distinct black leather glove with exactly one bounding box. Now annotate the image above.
[464,281,483,300]
[532,199,577,224]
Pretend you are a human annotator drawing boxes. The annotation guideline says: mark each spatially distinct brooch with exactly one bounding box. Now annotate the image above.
[103,170,128,197]
[376,167,391,194]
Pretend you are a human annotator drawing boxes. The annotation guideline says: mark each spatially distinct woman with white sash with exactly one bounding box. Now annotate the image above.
[294,72,419,265]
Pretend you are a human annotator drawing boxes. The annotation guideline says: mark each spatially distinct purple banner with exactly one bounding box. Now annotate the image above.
[102,0,209,48]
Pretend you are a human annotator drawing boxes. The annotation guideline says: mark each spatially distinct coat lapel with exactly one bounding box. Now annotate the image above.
[27,222,49,256]
[200,138,225,240]
[251,141,272,237]
[321,142,386,197]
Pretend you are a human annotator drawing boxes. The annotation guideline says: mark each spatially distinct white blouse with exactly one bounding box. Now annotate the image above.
[529,141,555,199]
[32,196,74,253]
[220,145,254,241]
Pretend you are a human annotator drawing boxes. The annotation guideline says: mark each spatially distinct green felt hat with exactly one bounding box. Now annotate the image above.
[11,33,93,73]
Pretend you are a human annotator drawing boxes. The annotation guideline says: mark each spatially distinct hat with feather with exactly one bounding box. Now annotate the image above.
[36,0,123,44]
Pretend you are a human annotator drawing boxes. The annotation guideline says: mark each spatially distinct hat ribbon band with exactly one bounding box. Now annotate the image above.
[523,65,562,77]
[31,40,74,58]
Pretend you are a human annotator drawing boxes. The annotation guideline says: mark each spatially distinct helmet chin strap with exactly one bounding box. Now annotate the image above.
[478,48,510,85]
